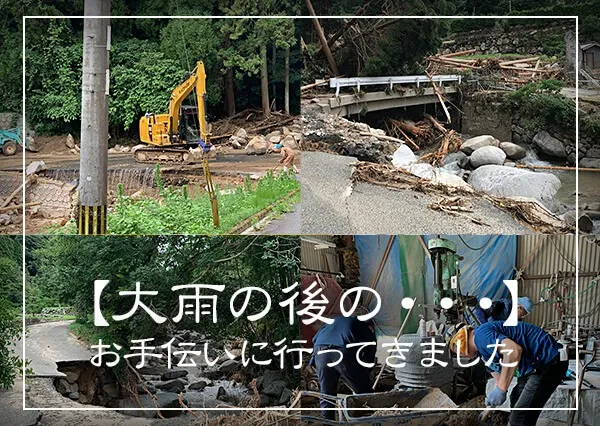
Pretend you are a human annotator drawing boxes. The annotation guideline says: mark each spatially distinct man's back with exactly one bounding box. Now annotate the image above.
[313,316,374,348]
[474,321,560,375]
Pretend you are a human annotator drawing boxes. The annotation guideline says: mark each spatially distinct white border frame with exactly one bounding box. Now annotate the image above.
[22,15,580,414]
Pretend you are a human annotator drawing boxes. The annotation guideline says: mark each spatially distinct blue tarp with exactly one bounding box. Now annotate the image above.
[356,235,517,336]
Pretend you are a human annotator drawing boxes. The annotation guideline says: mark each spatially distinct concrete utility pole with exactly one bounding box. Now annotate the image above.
[78,0,110,235]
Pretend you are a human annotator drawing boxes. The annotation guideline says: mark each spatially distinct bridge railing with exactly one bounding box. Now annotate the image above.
[329,75,462,96]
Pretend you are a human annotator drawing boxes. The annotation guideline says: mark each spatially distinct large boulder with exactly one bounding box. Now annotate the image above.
[580,158,600,168]
[468,165,561,210]
[432,172,470,189]
[160,370,188,381]
[217,359,240,374]
[442,151,468,167]
[499,142,527,160]
[26,160,46,176]
[402,163,435,179]
[532,131,566,158]
[470,146,507,168]
[228,135,245,149]
[245,135,268,155]
[280,135,298,149]
[155,378,186,393]
[586,147,600,158]
[460,135,499,155]
[391,145,417,168]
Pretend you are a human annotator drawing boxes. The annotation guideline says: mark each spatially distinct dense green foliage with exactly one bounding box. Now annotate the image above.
[503,80,575,131]
[0,237,22,389]
[25,14,299,136]
[27,235,300,355]
[107,171,299,235]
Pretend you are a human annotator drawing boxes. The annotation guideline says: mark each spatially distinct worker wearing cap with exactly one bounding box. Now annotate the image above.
[310,316,376,421]
[447,321,568,425]
[275,143,298,173]
[473,296,533,325]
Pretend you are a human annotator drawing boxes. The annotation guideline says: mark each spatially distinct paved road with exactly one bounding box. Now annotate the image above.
[260,204,302,234]
[18,320,91,377]
[301,151,531,235]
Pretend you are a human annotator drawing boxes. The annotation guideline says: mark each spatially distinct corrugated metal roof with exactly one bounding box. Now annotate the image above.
[516,236,599,329]
[581,42,600,51]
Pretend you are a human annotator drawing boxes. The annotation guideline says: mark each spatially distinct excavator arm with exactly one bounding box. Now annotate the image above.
[139,60,210,151]
[167,61,210,151]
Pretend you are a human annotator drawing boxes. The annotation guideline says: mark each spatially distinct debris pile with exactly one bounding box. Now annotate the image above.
[352,161,570,233]
[0,191,23,227]
[428,50,562,85]
[208,108,302,155]
[386,114,462,163]
[301,104,402,163]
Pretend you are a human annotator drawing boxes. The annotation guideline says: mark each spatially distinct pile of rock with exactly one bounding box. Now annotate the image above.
[55,361,120,406]
[302,105,399,163]
[64,134,80,156]
[512,125,579,165]
[228,122,303,155]
[107,144,133,154]
[0,195,22,227]
[390,134,563,212]
[117,330,294,417]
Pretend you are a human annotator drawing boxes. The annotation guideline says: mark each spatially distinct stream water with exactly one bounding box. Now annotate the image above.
[519,149,599,214]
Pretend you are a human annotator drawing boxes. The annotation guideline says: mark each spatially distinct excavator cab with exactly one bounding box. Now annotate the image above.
[178,105,201,146]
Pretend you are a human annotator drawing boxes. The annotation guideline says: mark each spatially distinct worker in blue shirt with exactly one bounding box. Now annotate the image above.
[447,321,567,426]
[310,316,376,421]
[473,296,534,325]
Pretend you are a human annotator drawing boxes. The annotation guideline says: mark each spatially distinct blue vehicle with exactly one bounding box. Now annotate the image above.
[0,128,36,156]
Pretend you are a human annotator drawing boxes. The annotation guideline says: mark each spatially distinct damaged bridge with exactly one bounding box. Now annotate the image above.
[313,75,461,117]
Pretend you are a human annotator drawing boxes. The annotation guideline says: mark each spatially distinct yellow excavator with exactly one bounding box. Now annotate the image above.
[136,60,219,226]
[136,60,211,164]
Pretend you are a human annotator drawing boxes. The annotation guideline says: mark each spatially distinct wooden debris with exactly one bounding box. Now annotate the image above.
[351,161,571,234]
[426,71,452,123]
[427,50,563,86]
[516,164,600,173]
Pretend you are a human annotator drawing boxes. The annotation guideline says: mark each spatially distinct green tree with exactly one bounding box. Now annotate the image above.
[0,237,22,389]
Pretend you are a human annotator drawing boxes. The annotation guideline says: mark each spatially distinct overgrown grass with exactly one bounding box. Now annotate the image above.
[44,171,300,235]
[108,170,300,235]
[69,321,116,346]
[24,314,76,322]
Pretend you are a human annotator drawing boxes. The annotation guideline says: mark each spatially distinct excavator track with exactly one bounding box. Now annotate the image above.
[134,147,192,164]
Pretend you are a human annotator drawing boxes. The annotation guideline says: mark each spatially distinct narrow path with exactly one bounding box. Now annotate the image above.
[259,204,301,234]
[18,320,91,377]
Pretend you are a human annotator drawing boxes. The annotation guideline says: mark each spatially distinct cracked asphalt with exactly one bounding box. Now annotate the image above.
[300,151,532,235]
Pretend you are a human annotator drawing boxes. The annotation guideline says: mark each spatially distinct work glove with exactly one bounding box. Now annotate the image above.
[485,386,507,407]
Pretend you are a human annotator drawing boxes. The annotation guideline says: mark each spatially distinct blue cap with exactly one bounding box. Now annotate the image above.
[518,297,533,313]
[275,143,283,149]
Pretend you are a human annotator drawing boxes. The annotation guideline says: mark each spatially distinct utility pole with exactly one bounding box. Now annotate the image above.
[78,0,110,235]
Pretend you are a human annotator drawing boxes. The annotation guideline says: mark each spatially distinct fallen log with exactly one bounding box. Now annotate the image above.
[396,128,420,151]
[1,176,32,208]
[500,65,556,72]
[428,57,482,69]
[516,164,600,173]
[391,119,426,137]
[301,79,330,91]
[250,116,295,133]
[499,56,539,66]
[426,72,451,123]
[439,49,477,58]
[0,202,41,213]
